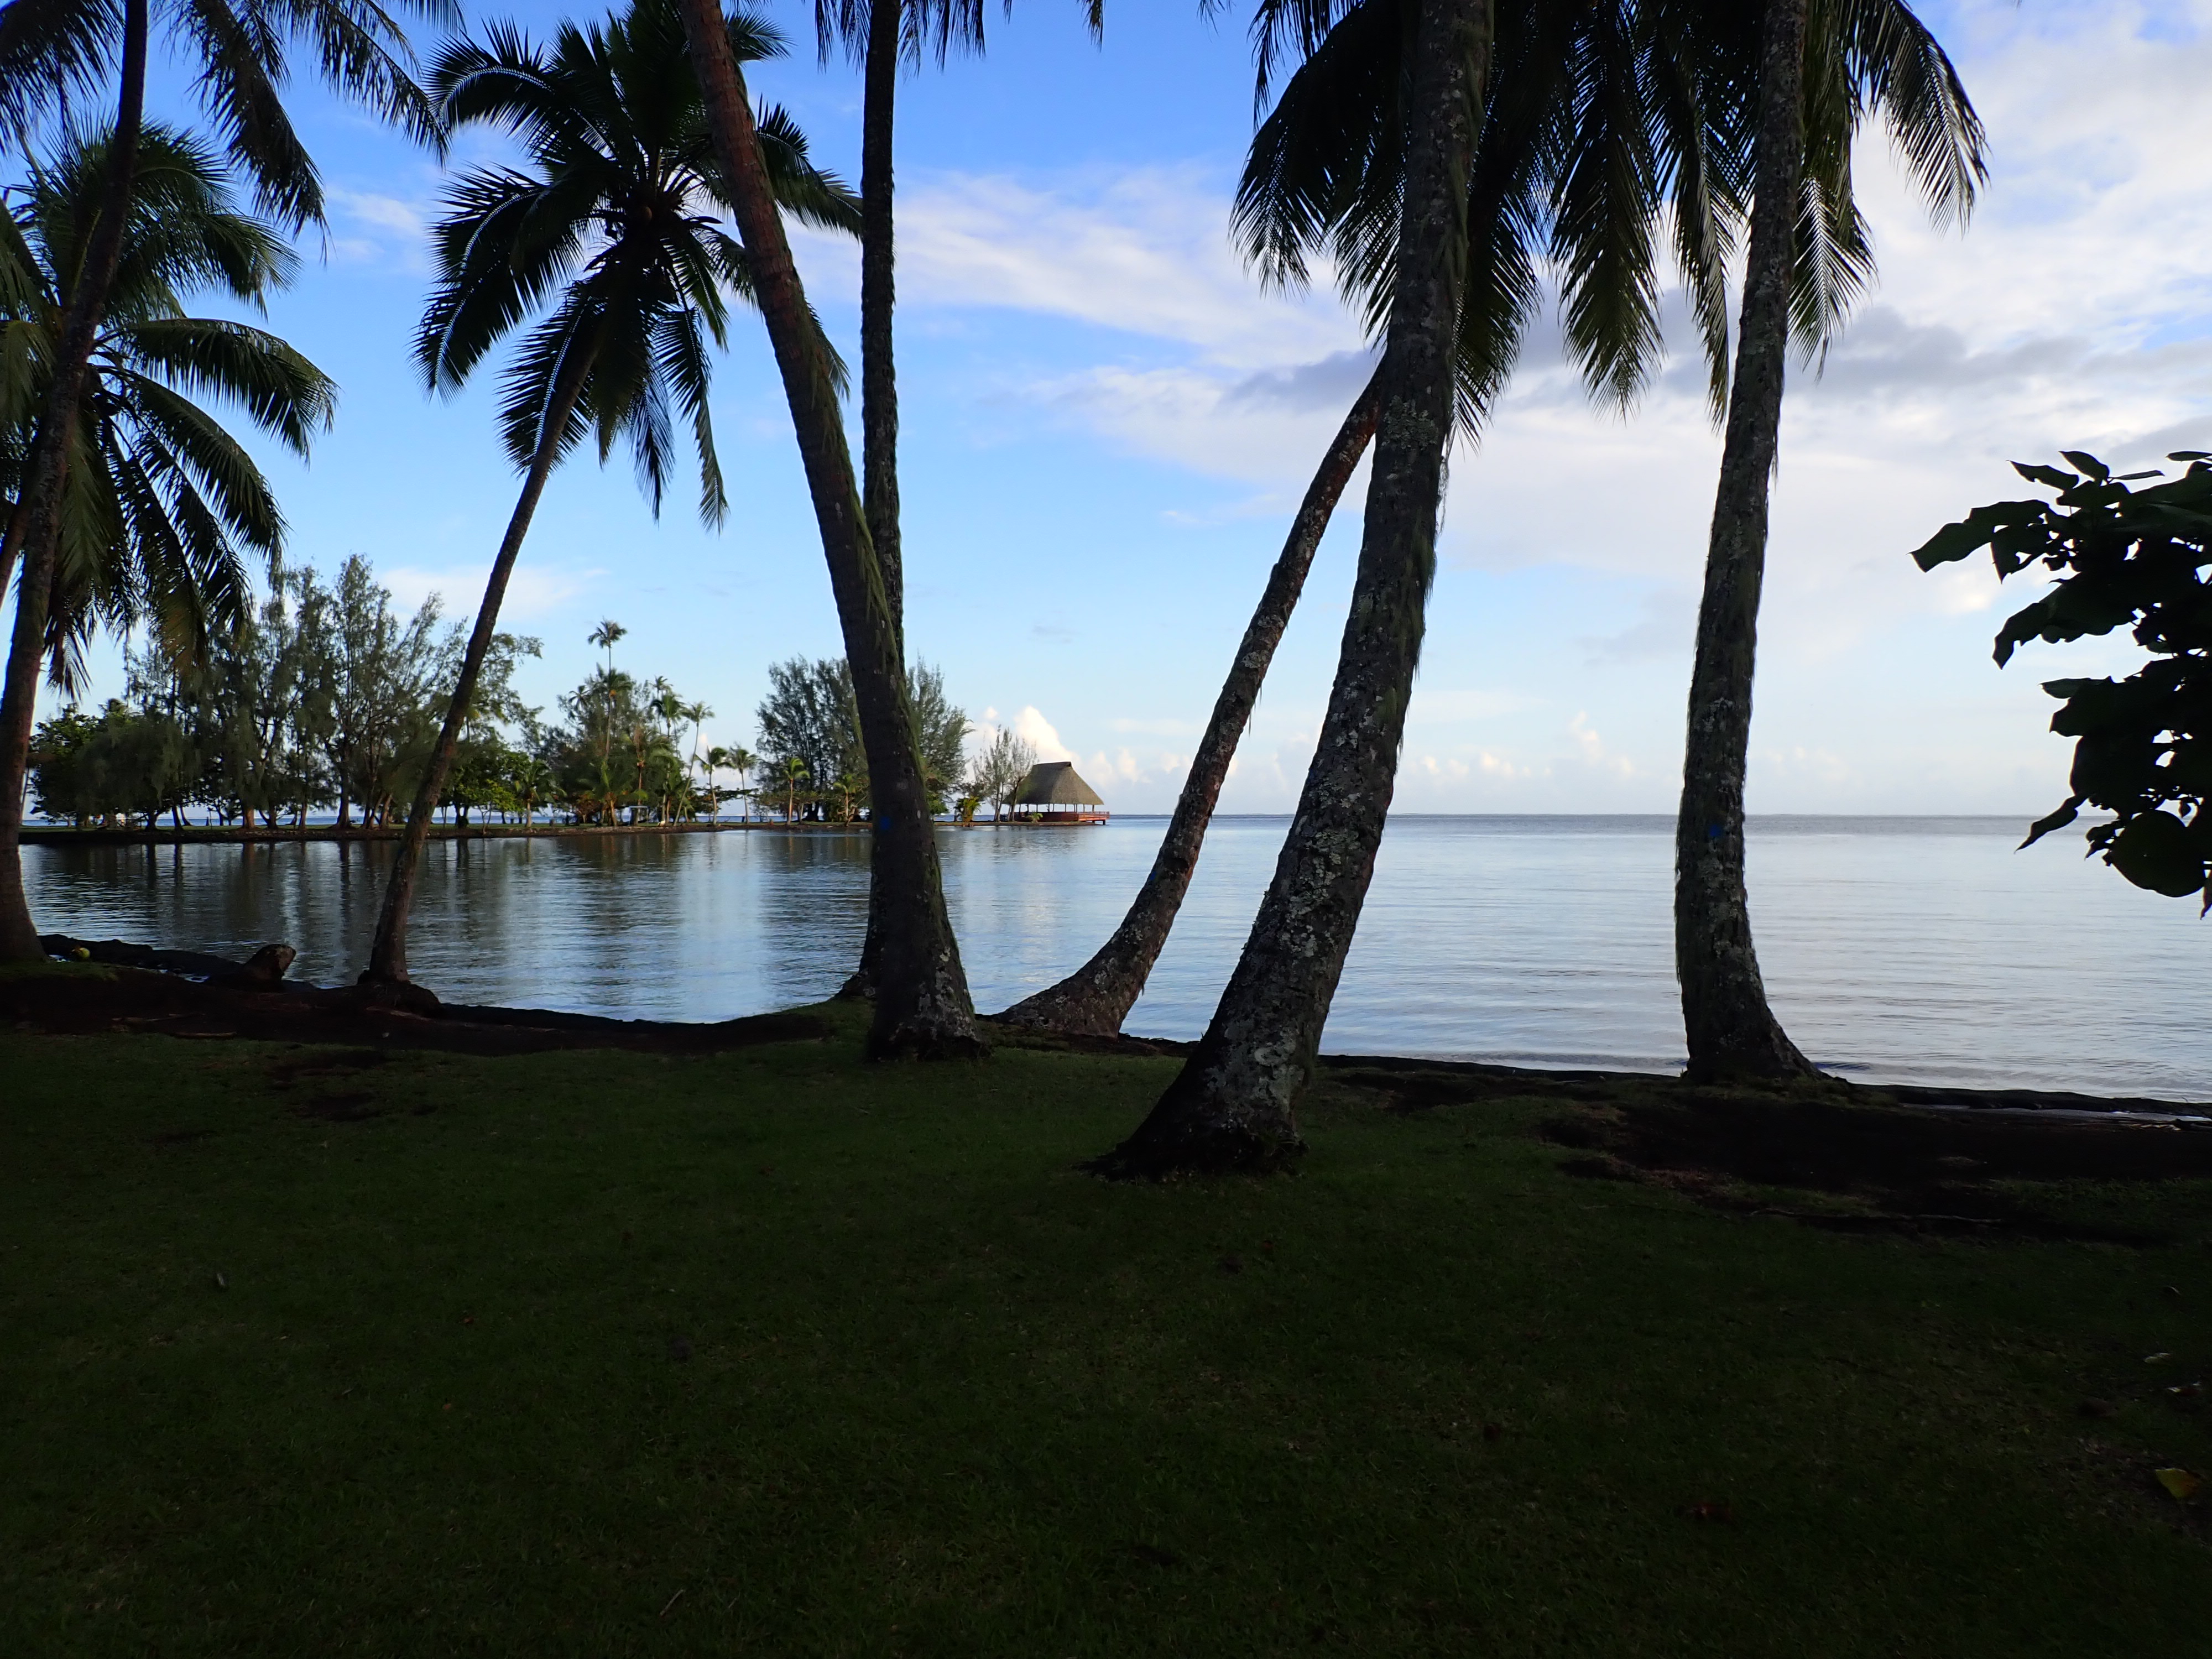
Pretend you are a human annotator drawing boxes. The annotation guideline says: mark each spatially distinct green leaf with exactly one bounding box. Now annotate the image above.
[2019,797,2080,849]
[2013,461,2079,491]
[2106,811,2206,898]
[1908,518,1989,570]
[2060,450,2110,481]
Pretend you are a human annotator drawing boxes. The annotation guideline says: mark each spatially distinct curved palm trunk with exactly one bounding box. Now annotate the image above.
[1673,0,1816,1083]
[1092,0,1489,1177]
[0,0,150,963]
[682,0,982,1060]
[840,0,906,1005]
[360,349,593,992]
[1000,368,1383,1036]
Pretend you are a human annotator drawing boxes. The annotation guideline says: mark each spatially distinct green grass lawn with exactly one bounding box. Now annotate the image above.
[4,1010,2208,1655]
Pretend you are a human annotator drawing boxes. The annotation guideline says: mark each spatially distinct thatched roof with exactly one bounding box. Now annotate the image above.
[1012,761,1104,807]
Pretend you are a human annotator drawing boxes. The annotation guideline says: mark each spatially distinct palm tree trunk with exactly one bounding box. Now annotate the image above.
[1673,0,1817,1083]
[359,347,594,992]
[681,0,981,1060]
[1001,368,1384,1036]
[840,0,905,1005]
[0,0,150,962]
[1091,0,1489,1177]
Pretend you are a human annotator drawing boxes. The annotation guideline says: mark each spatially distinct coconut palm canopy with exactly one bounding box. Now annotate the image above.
[1013,761,1103,808]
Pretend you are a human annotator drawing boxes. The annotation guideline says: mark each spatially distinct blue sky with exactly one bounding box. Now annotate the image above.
[39,0,2212,812]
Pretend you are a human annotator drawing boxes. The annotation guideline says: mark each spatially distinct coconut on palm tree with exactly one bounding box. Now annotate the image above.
[680,0,984,1059]
[0,121,334,839]
[358,0,861,993]
[0,0,448,962]
[1674,0,1981,1081]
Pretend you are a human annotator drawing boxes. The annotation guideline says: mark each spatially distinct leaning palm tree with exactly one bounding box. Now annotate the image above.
[0,124,334,818]
[1091,0,1492,1175]
[812,0,1103,1001]
[360,0,861,992]
[1095,0,1984,1168]
[680,0,984,1058]
[1006,0,1755,1035]
[0,0,450,962]
[1673,0,1981,1079]
[28,127,337,671]
[0,122,333,939]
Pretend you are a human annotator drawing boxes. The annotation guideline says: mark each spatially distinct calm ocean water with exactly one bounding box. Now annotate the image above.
[23,815,2209,1099]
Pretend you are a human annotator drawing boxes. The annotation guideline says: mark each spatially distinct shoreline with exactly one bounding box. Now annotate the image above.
[19,819,1110,847]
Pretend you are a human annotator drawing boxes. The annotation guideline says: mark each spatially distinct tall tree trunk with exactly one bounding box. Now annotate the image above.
[1001,369,1383,1036]
[681,0,982,1059]
[359,348,593,992]
[1091,0,1489,1177]
[0,0,150,962]
[840,0,905,1005]
[1673,0,1817,1083]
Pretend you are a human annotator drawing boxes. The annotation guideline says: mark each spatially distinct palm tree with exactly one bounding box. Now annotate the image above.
[359,0,861,992]
[682,697,712,814]
[1093,0,1983,1166]
[704,742,729,821]
[0,0,448,962]
[0,122,334,938]
[1009,0,1752,1037]
[813,0,1103,1001]
[589,618,627,674]
[1092,0,1491,1175]
[777,753,808,823]
[680,0,983,1059]
[727,742,755,820]
[1674,0,1981,1080]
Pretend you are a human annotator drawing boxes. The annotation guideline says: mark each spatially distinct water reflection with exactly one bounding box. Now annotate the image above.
[23,816,2211,1098]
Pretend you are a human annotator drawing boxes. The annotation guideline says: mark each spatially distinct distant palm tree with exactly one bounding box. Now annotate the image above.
[777,754,808,823]
[589,618,627,675]
[0,0,449,962]
[362,0,859,990]
[727,742,756,821]
[679,0,983,1058]
[681,698,712,813]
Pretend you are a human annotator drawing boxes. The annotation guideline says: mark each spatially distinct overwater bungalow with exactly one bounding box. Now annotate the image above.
[1009,762,1108,825]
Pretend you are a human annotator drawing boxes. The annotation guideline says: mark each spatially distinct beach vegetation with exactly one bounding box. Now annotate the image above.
[1913,450,2212,908]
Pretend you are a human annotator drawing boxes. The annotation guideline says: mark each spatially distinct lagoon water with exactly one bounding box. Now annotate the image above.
[23,815,2210,1100]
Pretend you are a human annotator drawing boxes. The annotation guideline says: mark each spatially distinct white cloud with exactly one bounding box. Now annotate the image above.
[853,168,1354,367]
[326,185,434,273]
[380,562,603,622]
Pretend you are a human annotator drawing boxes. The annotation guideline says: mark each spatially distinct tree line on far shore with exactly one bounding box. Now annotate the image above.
[27,560,1042,832]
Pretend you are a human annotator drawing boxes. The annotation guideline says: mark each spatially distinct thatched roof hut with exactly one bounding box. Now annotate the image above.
[1010,761,1107,822]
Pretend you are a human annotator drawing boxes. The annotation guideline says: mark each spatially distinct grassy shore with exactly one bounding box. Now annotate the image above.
[4,1008,2208,1655]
